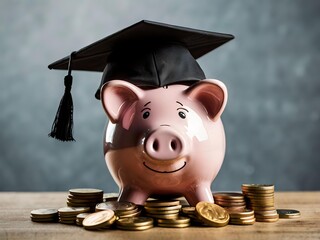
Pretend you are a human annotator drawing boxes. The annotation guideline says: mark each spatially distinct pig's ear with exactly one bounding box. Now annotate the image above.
[100,80,144,124]
[184,79,228,122]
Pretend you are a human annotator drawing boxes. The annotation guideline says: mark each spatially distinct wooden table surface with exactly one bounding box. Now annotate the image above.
[0,191,319,240]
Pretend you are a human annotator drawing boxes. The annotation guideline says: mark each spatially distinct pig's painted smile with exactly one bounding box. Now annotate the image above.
[143,161,186,173]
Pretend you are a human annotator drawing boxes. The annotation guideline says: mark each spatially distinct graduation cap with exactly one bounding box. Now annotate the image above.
[48,20,234,141]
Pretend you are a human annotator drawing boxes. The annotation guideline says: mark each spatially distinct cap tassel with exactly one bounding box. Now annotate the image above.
[48,52,76,141]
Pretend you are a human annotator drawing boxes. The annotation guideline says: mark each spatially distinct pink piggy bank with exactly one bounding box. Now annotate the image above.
[100,79,228,206]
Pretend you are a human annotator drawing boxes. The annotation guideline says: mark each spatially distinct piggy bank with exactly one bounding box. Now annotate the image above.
[100,79,227,206]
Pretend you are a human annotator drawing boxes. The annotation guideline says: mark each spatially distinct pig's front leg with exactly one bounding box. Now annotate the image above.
[118,186,149,205]
[184,182,214,206]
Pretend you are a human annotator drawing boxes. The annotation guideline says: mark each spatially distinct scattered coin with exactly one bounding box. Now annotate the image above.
[277,209,301,219]
[195,202,230,227]
[31,184,299,230]
[82,209,116,230]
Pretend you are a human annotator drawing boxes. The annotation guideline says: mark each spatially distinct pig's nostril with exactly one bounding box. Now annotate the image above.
[153,139,159,151]
[170,140,177,151]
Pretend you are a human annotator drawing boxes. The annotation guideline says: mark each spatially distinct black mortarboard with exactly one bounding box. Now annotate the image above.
[48,20,234,141]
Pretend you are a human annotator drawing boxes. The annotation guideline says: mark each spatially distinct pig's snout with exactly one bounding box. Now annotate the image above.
[144,128,185,160]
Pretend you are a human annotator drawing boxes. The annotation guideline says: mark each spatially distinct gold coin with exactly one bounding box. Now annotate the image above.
[31,209,58,217]
[277,209,301,219]
[145,209,180,215]
[82,209,115,229]
[231,214,255,220]
[67,196,101,203]
[66,202,96,208]
[116,224,153,231]
[229,218,255,225]
[215,199,246,204]
[68,196,103,202]
[242,184,274,190]
[30,217,58,222]
[76,213,90,220]
[59,220,76,224]
[250,206,276,211]
[223,206,246,212]
[215,200,246,206]
[157,222,190,228]
[145,199,180,207]
[96,201,136,212]
[118,210,141,218]
[242,188,274,192]
[146,213,179,219]
[100,215,117,228]
[254,209,277,215]
[103,193,119,202]
[157,216,190,224]
[247,202,275,207]
[195,202,229,227]
[255,214,279,219]
[116,217,154,227]
[144,204,182,211]
[58,207,90,216]
[116,207,139,216]
[182,206,195,214]
[213,192,244,200]
[228,209,254,217]
[255,216,279,222]
[59,215,78,220]
[69,188,103,196]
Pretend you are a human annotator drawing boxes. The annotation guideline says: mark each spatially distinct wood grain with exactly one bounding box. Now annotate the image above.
[0,192,319,240]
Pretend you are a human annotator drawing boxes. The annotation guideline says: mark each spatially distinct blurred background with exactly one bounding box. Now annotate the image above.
[0,0,319,192]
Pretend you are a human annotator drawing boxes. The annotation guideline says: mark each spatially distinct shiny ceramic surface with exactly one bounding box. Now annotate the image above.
[101,79,228,206]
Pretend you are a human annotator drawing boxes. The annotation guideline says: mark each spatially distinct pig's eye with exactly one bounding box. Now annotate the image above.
[178,111,186,119]
[143,111,150,119]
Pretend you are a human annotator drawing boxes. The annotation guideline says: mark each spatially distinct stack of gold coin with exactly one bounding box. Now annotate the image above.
[144,200,181,219]
[213,192,246,212]
[228,209,255,225]
[58,207,90,224]
[241,184,279,222]
[82,209,116,230]
[157,216,191,228]
[67,188,103,210]
[76,213,90,226]
[96,201,140,218]
[30,209,58,222]
[195,202,230,227]
[116,217,154,231]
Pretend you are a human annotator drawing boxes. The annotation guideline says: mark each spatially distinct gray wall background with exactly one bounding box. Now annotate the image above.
[0,0,319,192]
